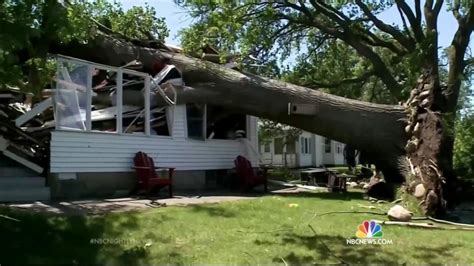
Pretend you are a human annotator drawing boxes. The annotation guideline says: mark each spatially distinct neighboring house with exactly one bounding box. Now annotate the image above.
[0,54,259,201]
[259,128,346,168]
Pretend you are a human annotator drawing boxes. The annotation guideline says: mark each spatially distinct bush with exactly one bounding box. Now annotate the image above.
[454,114,474,179]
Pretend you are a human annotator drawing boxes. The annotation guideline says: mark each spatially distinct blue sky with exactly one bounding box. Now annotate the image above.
[118,0,192,45]
[117,0,465,50]
[116,0,472,104]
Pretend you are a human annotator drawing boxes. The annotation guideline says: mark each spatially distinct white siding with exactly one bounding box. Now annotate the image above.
[314,135,324,167]
[244,116,259,163]
[323,138,334,164]
[334,141,345,165]
[260,153,298,167]
[50,105,258,173]
[259,138,298,167]
[298,132,312,167]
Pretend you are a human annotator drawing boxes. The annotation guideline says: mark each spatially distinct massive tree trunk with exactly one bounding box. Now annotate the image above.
[403,70,456,215]
[53,34,454,215]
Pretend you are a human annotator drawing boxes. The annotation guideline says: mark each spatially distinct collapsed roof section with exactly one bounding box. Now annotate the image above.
[0,43,245,174]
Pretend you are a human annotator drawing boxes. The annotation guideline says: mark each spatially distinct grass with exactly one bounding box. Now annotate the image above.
[327,165,373,175]
[1,191,474,265]
[268,167,299,181]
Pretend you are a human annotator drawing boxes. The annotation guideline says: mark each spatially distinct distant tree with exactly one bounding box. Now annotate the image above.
[258,120,302,166]
[454,82,474,178]
[0,0,168,94]
[454,113,474,178]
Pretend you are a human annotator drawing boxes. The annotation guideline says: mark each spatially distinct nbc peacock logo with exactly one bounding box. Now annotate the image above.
[356,220,383,238]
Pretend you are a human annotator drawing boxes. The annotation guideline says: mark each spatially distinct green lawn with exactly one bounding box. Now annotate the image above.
[1,192,474,265]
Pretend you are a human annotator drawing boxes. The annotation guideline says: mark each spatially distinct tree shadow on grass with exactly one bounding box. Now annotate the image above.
[273,191,366,201]
[0,207,154,265]
[189,204,237,218]
[413,244,464,265]
[254,230,460,265]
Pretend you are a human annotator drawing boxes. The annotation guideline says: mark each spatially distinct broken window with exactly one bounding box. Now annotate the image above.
[186,104,246,140]
[54,56,174,136]
[122,77,146,134]
[206,105,246,140]
[149,107,171,136]
[90,69,117,133]
[54,61,89,131]
[186,103,205,140]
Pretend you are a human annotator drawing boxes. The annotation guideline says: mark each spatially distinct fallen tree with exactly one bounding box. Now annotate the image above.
[54,33,437,212]
[54,34,407,178]
[6,1,474,216]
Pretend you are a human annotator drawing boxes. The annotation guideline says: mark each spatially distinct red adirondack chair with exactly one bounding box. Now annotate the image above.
[132,152,174,197]
[234,155,268,192]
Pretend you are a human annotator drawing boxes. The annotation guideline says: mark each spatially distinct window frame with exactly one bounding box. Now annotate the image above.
[324,138,332,153]
[264,142,271,153]
[300,137,310,154]
[54,55,175,138]
[274,137,284,155]
[184,103,250,142]
[185,103,206,141]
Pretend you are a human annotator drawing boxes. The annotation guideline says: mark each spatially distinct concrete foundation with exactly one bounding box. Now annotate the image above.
[49,169,232,199]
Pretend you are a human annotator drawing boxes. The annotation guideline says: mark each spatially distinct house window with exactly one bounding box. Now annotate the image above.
[186,103,205,140]
[264,142,271,153]
[286,140,296,153]
[336,143,343,154]
[186,104,248,141]
[206,105,246,139]
[274,138,284,154]
[325,138,332,153]
[300,137,310,154]
[54,57,174,136]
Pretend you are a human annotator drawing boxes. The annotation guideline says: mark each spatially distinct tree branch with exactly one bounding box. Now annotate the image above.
[343,38,401,97]
[452,1,462,23]
[355,0,415,51]
[425,0,434,10]
[395,0,425,42]
[311,0,351,22]
[446,2,474,112]
[307,70,375,89]
[422,0,443,94]
[396,5,414,40]
[424,0,444,32]
[464,57,474,67]
[433,0,444,16]
[415,0,422,22]
[278,1,402,95]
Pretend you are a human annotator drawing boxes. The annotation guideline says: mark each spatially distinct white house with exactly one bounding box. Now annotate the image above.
[259,129,346,168]
[0,55,260,201]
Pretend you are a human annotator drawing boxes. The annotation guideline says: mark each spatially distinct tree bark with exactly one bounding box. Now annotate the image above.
[402,68,459,216]
[53,33,456,215]
[54,34,407,164]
